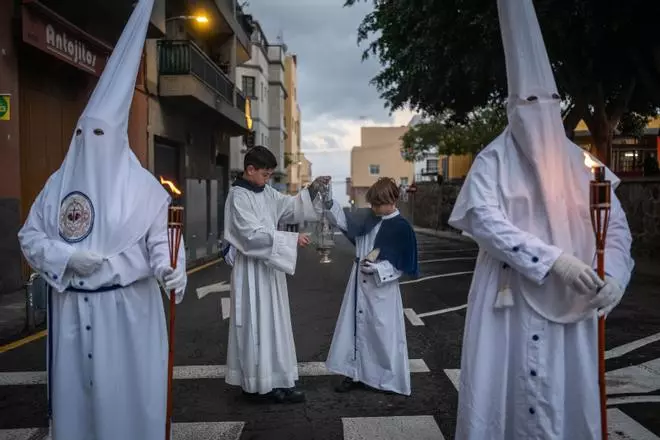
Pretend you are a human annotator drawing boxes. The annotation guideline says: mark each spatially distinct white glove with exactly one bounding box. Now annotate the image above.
[550,253,603,296]
[591,276,624,317]
[67,251,105,276]
[156,266,186,304]
[360,261,377,275]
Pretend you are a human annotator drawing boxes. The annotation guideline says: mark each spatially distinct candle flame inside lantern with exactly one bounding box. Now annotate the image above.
[583,152,599,170]
[159,176,182,196]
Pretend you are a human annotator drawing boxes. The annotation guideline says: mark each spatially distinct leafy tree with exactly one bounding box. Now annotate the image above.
[345,0,660,165]
[401,106,507,162]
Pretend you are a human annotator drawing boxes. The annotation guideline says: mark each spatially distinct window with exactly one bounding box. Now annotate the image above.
[242,76,256,98]
[426,158,439,173]
[400,177,409,186]
[369,164,380,175]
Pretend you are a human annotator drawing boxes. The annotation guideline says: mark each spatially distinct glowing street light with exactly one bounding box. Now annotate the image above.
[166,15,209,24]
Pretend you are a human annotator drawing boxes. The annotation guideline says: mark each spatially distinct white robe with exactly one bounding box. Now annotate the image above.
[18,191,186,440]
[450,154,634,440]
[324,206,411,396]
[223,185,318,394]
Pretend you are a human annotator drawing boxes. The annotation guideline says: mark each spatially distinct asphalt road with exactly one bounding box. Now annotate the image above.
[0,230,659,440]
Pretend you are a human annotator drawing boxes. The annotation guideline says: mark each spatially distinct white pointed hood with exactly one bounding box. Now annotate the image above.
[38,0,169,257]
[450,0,621,323]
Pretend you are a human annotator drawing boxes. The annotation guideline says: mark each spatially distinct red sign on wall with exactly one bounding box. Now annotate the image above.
[21,1,110,77]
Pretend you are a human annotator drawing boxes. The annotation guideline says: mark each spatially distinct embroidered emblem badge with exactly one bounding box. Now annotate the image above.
[59,191,94,243]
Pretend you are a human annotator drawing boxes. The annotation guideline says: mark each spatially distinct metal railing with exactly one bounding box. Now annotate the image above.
[158,40,238,106]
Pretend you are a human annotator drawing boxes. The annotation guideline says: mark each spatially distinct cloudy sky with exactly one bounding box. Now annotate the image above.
[243,0,415,205]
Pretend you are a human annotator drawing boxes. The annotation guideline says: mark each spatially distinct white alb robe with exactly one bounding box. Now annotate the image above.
[324,206,411,395]
[449,151,634,440]
[223,185,318,394]
[19,192,186,440]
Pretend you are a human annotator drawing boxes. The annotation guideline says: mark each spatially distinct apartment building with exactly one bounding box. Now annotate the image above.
[229,21,290,191]
[267,44,288,191]
[348,126,415,207]
[147,0,251,262]
[284,54,304,194]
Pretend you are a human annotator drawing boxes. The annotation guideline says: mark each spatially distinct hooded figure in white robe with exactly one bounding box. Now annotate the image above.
[448,0,634,438]
[323,178,418,396]
[223,146,327,403]
[17,0,186,438]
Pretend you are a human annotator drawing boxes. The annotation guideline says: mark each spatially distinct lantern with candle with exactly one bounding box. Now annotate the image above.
[583,152,610,440]
[159,176,183,440]
[314,181,335,263]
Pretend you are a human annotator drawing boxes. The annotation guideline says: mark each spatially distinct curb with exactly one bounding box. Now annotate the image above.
[413,227,476,245]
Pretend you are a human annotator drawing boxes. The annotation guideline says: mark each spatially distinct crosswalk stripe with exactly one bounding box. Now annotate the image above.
[342,415,446,440]
[443,369,660,437]
[608,408,660,440]
[0,422,245,440]
[605,332,660,360]
[0,359,430,386]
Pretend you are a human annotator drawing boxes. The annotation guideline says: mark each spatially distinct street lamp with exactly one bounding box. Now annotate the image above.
[166,15,209,24]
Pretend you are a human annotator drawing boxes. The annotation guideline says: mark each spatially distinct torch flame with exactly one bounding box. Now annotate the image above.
[159,176,182,196]
[583,152,599,170]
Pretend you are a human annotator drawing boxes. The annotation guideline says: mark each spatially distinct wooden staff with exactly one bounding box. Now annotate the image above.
[165,205,184,440]
[589,165,610,440]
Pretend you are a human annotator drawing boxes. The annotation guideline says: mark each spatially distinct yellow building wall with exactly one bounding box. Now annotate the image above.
[284,54,301,193]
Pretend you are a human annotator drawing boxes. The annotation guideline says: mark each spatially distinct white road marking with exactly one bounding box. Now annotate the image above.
[419,257,476,264]
[0,360,430,386]
[444,369,460,391]
[196,281,231,299]
[404,308,425,326]
[606,358,660,395]
[0,422,245,440]
[221,297,231,320]
[608,408,660,440]
[400,271,473,285]
[605,332,660,360]
[446,362,660,401]
[342,415,446,440]
[418,304,467,318]
[608,396,660,406]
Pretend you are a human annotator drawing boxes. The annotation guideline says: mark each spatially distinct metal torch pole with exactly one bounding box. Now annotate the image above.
[165,206,184,440]
[590,166,610,440]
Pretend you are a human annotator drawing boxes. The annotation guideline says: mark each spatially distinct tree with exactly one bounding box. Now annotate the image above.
[345,0,660,165]
[401,106,507,162]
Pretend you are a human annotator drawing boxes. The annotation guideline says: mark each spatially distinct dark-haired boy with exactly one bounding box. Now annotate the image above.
[223,145,330,403]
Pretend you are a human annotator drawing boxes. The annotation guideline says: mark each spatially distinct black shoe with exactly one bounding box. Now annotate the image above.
[244,388,306,404]
[334,377,364,393]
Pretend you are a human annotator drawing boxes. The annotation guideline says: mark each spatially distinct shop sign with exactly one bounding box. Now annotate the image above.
[21,3,109,76]
[0,95,10,121]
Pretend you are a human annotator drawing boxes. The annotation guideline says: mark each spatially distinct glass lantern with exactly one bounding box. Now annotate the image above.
[315,182,335,263]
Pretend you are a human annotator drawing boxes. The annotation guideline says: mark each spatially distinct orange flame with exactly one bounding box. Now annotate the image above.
[583,152,599,170]
[159,176,182,196]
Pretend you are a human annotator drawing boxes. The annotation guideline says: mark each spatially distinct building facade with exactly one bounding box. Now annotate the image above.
[348,126,414,207]
[284,54,303,194]
[0,0,168,295]
[573,118,660,177]
[230,21,269,177]
[146,0,251,263]
[267,44,288,191]
[229,22,292,191]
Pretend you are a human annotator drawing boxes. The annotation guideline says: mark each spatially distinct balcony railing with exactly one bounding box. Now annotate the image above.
[158,39,237,106]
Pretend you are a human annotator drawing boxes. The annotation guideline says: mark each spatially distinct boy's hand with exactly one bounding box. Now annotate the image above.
[297,233,311,248]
